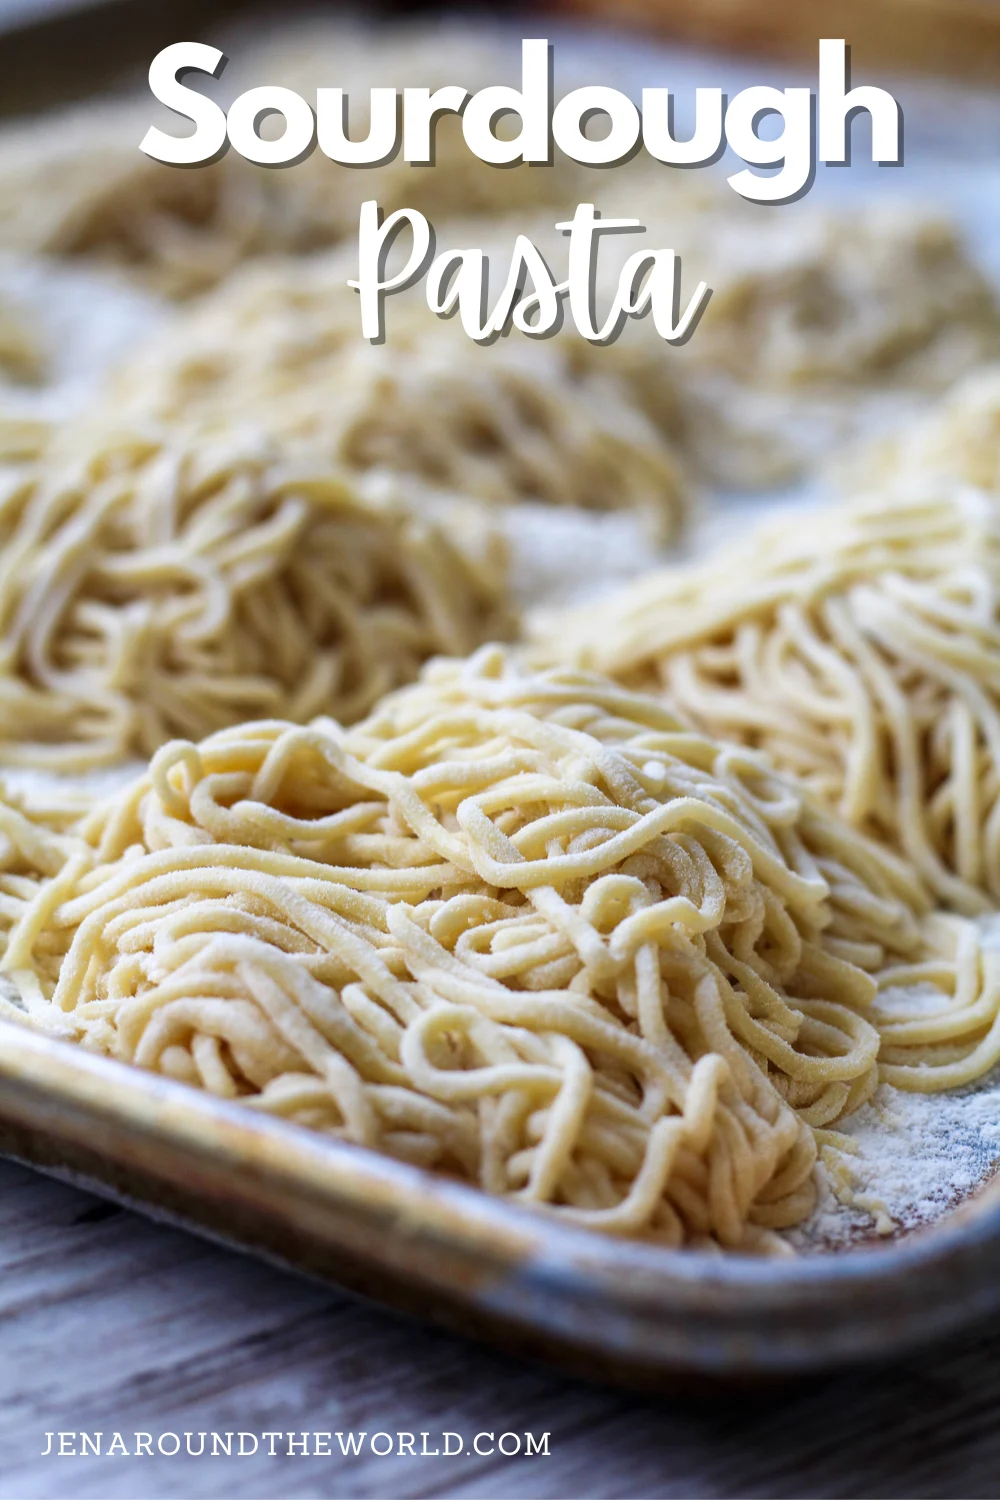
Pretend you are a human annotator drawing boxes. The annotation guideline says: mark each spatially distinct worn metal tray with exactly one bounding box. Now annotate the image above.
[2,1018,999,1387]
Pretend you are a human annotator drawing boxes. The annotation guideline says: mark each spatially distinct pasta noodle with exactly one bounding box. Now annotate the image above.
[380,188,999,494]
[679,205,1000,391]
[0,294,45,385]
[0,29,590,299]
[566,189,1000,488]
[0,19,996,1256]
[856,363,1000,496]
[94,250,689,537]
[0,420,513,770]
[534,485,1000,914]
[3,649,998,1249]
[0,104,324,300]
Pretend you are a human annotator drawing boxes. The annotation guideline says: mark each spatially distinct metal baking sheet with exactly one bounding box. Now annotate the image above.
[2,1019,999,1386]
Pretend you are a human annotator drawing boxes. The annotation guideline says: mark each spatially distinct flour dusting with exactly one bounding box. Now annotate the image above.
[788,1072,1000,1252]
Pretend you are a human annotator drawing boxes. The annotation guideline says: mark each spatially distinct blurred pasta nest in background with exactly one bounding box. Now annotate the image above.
[559,187,1000,488]
[0,28,595,300]
[0,19,993,501]
[96,252,689,539]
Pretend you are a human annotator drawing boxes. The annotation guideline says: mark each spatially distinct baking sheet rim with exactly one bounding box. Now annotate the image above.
[3,1017,1000,1379]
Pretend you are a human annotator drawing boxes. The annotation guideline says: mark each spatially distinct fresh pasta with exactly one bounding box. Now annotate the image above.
[567,190,1000,488]
[94,250,688,538]
[857,363,1000,496]
[535,486,1000,915]
[392,189,1000,494]
[3,650,998,1249]
[0,28,590,300]
[0,294,46,386]
[0,420,512,770]
[682,205,1000,392]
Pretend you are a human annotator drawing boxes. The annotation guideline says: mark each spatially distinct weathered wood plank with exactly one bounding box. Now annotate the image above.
[2,1157,1000,1499]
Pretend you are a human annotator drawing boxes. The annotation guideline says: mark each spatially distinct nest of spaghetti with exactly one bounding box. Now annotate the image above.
[536,484,1000,915]
[856,363,1000,497]
[95,251,688,541]
[0,420,513,770]
[480,184,1000,491]
[4,649,998,1252]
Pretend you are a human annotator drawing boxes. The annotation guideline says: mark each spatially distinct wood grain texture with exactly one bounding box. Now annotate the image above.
[2,1156,1000,1500]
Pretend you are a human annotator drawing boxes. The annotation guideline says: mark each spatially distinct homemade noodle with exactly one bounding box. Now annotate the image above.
[98,251,689,538]
[858,363,1000,496]
[0,422,512,770]
[535,486,1000,914]
[377,190,1000,493]
[588,196,1000,489]
[0,28,590,299]
[3,651,999,1249]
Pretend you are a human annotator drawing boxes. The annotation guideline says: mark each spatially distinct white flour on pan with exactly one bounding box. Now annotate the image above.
[789,1074,1000,1253]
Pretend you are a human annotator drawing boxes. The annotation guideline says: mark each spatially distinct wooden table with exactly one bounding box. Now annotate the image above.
[2,1157,1000,1498]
